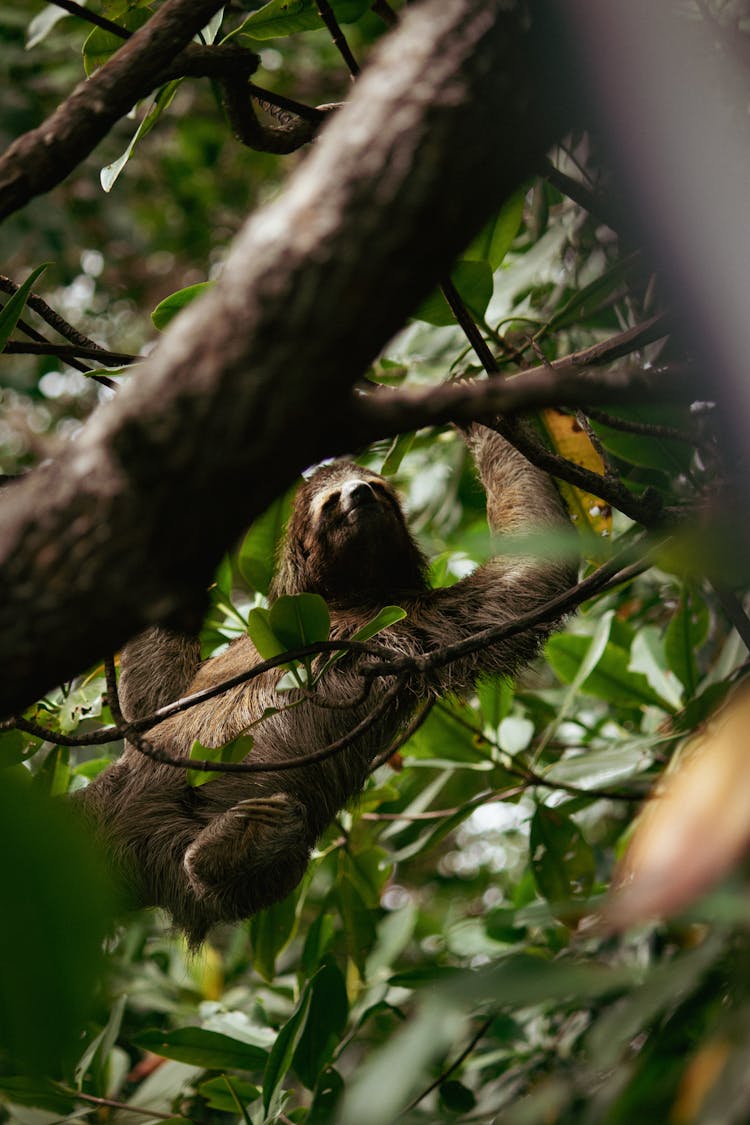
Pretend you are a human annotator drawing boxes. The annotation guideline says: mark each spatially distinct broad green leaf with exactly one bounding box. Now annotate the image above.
[237,0,369,40]
[199,1075,261,1113]
[0,730,28,769]
[293,958,348,1088]
[301,911,336,975]
[665,586,710,698]
[83,8,149,74]
[151,279,213,329]
[337,874,376,975]
[186,734,252,788]
[381,432,415,475]
[136,1027,268,1072]
[237,490,295,594]
[263,983,313,1113]
[440,1080,476,1113]
[269,592,331,650]
[246,606,286,660]
[414,260,493,327]
[308,1068,344,1124]
[630,625,683,710]
[530,805,595,909]
[0,773,116,1073]
[589,406,694,474]
[102,80,181,191]
[0,265,48,351]
[477,675,513,729]
[350,605,406,643]
[465,189,525,268]
[0,1077,75,1114]
[248,888,299,981]
[546,634,670,710]
[545,255,636,334]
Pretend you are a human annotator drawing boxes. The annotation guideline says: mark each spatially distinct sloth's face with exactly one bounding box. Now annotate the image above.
[279,462,428,606]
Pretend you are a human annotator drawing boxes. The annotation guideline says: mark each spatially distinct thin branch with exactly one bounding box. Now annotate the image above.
[0,274,109,352]
[583,406,698,443]
[712,584,750,654]
[3,341,138,368]
[316,1,361,76]
[366,548,654,680]
[541,156,621,231]
[404,1016,495,1114]
[0,0,228,221]
[119,677,407,775]
[371,0,399,28]
[368,698,434,772]
[47,0,130,38]
[498,414,663,526]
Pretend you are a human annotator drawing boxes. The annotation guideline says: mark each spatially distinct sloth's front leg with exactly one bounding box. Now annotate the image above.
[183,793,310,917]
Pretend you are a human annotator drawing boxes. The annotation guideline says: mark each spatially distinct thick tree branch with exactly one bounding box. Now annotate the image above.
[0,0,227,221]
[0,0,566,715]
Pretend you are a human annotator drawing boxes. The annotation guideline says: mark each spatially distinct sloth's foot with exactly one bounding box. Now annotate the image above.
[183,791,308,909]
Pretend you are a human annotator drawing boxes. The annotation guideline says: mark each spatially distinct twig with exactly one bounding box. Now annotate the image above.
[584,406,697,443]
[3,341,138,368]
[316,0,361,76]
[0,274,110,352]
[368,698,434,771]
[712,584,750,654]
[371,0,399,27]
[367,548,654,680]
[47,0,130,38]
[541,156,621,232]
[71,1090,174,1120]
[222,78,323,154]
[404,1016,494,1114]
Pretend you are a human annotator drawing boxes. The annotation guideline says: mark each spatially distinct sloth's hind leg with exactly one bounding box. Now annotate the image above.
[183,793,310,918]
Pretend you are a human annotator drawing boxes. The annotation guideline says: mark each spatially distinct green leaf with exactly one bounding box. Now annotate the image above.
[293,958,348,1088]
[381,432,415,475]
[151,279,214,329]
[101,80,181,192]
[248,888,299,981]
[414,260,493,327]
[198,1075,261,1113]
[337,873,377,975]
[0,1077,75,1114]
[0,773,116,1073]
[665,586,710,698]
[301,912,336,975]
[465,189,525,268]
[269,592,331,650]
[546,634,670,710]
[246,606,286,661]
[263,983,314,1114]
[238,491,294,595]
[308,1068,345,1125]
[135,1027,268,1072]
[477,676,513,729]
[0,730,28,769]
[530,805,595,910]
[350,605,406,643]
[440,1079,477,1113]
[237,0,369,40]
[82,8,149,74]
[186,734,253,788]
[0,265,49,351]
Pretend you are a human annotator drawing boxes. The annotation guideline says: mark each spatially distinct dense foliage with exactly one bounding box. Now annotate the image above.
[1,2,749,1123]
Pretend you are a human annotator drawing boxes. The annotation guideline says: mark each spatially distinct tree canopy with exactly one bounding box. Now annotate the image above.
[1,1,750,1122]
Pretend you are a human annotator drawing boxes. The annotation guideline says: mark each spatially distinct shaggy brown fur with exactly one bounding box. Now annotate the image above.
[76,425,576,944]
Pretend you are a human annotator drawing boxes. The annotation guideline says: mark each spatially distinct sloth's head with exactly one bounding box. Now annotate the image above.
[271,461,429,607]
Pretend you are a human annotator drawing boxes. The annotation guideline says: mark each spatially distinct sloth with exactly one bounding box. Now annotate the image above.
[77,424,576,944]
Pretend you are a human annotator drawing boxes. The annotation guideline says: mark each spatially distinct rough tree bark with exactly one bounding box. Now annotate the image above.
[0,0,569,715]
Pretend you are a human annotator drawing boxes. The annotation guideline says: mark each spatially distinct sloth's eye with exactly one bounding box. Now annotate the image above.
[322,492,340,512]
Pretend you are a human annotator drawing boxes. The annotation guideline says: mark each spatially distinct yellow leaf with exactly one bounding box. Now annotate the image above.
[541,408,612,542]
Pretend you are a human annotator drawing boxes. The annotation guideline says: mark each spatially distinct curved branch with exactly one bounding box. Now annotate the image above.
[0,0,566,715]
[0,0,227,221]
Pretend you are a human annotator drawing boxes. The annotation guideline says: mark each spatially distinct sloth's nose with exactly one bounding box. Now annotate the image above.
[341,480,377,509]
